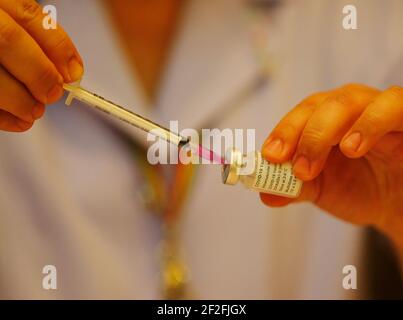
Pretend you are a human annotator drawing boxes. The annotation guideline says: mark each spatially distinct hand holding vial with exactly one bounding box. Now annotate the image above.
[261,83,403,258]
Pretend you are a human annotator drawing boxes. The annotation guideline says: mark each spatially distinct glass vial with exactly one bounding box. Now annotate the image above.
[221,149,302,198]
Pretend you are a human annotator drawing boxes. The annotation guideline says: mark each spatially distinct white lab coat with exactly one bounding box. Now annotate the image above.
[0,0,402,299]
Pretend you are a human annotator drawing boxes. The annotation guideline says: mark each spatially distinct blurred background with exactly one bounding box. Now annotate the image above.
[0,0,402,299]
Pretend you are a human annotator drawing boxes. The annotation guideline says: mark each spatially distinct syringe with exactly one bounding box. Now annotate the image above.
[63,83,189,147]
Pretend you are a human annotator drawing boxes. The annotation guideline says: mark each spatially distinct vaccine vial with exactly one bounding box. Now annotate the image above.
[221,149,302,198]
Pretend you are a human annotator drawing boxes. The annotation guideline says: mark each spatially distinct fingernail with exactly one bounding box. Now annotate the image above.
[47,84,63,103]
[68,58,83,82]
[342,132,362,152]
[293,155,311,176]
[263,138,283,159]
[16,119,33,131]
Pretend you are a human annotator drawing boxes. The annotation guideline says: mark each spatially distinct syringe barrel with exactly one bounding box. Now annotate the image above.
[63,84,186,146]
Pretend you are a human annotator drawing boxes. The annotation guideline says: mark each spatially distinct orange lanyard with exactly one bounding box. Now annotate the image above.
[130,140,197,223]
[129,140,196,299]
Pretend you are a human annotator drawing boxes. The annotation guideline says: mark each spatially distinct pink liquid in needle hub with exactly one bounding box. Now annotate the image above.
[195,144,224,164]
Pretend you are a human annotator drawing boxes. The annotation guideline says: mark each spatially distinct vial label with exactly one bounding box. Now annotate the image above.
[252,152,302,198]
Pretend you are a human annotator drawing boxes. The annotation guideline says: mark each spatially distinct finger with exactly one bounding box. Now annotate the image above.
[262,92,328,163]
[293,84,379,180]
[292,91,359,180]
[0,109,33,132]
[340,85,403,158]
[260,192,293,207]
[0,0,83,82]
[371,132,403,161]
[0,65,45,122]
[0,8,63,104]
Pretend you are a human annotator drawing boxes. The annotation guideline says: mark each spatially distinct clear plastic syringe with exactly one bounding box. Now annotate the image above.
[63,83,189,147]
